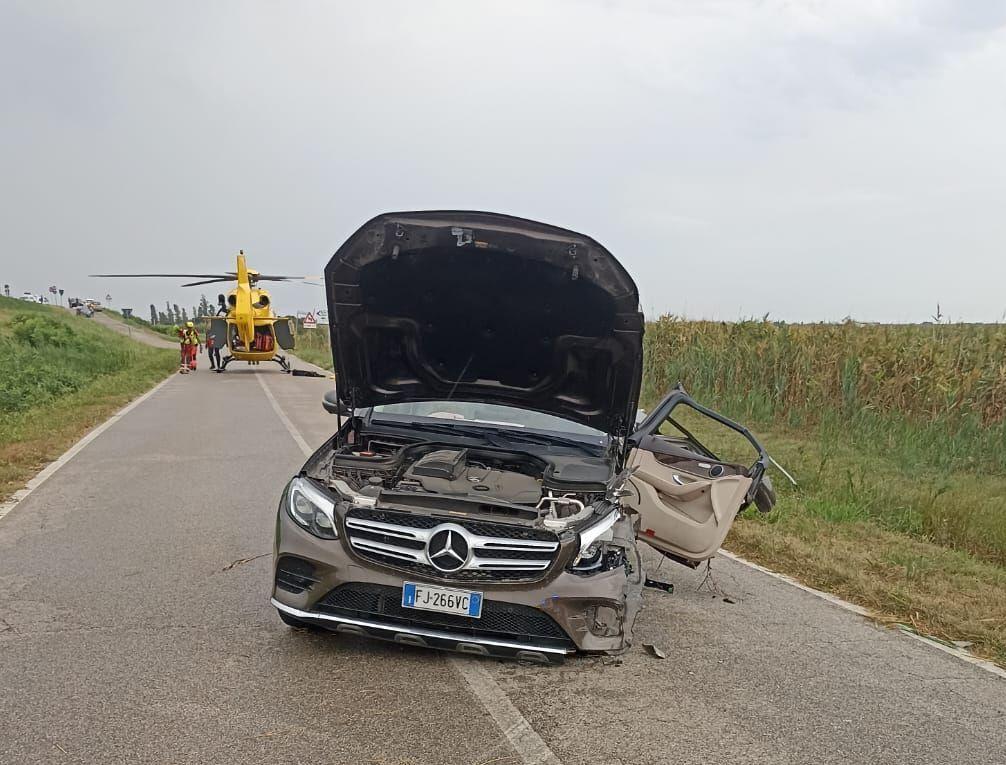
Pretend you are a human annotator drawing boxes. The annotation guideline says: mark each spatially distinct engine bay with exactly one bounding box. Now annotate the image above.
[312,432,612,529]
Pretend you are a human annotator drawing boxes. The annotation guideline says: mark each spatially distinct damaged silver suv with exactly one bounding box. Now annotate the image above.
[272,211,774,662]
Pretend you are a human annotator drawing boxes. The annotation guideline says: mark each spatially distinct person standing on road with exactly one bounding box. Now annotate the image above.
[206,327,222,370]
[173,325,187,371]
[182,321,201,372]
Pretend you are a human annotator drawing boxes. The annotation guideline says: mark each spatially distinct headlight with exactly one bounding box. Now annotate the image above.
[571,510,618,569]
[287,477,338,539]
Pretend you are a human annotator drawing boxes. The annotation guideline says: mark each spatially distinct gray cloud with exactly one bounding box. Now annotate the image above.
[2,0,1005,322]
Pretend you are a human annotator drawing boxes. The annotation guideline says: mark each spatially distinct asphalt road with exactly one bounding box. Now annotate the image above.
[90,312,178,349]
[1,360,1003,764]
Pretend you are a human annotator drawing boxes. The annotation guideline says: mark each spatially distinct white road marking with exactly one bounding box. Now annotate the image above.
[256,374,313,457]
[719,549,1006,680]
[0,375,176,523]
[447,656,562,765]
[256,372,565,764]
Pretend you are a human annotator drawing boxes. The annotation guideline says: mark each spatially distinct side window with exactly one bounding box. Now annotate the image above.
[655,402,760,470]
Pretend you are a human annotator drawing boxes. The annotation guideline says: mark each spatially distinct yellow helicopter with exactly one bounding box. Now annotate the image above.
[92,251,316,372]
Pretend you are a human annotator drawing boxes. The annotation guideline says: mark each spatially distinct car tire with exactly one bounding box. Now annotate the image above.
[277,608,316,630]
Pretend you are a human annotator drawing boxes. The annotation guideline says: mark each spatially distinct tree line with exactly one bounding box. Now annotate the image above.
[149,294,216,325]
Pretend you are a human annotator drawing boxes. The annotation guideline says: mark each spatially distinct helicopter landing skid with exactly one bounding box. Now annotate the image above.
[213,355,291,373]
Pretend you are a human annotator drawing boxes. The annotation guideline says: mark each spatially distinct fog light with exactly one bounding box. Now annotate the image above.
[588,605,622,637]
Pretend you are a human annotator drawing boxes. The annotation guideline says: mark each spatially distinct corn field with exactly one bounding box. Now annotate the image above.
[642,317,1006,473]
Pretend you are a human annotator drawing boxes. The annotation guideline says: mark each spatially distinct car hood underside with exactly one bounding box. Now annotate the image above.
[325,211,645,435]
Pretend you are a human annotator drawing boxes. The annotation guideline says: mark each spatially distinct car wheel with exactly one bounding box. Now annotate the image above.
[276,608,316,630]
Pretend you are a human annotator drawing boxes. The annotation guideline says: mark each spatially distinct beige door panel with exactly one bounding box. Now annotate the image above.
[626,449,751,562]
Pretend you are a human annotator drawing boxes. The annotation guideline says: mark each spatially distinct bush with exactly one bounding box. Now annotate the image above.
[0,311,139,414]
[10,314,77,348]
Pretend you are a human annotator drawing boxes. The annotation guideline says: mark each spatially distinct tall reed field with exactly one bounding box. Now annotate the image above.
[642,317,1006,474]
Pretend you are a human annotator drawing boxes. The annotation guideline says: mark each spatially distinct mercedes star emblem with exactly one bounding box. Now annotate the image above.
[426,525,471,572]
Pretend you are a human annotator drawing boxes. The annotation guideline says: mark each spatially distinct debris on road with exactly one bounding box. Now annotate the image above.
[643,643,667,659]
[221,552,270,572]
[644,577,674,593]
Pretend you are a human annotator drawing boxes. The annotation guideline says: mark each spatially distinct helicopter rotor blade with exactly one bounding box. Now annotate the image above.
[180,278,238,287]
[254,274,323,281]
[89,273,232,279]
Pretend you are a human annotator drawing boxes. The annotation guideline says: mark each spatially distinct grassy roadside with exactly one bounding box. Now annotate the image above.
[293,326,334,370]
[0,297,176,501]
[725,423,1006,666]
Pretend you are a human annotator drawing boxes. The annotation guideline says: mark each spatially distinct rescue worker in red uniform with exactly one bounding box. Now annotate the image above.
[182,321,201,371]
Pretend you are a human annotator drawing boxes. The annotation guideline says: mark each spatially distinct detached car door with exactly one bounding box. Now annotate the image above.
[623,388,775,566]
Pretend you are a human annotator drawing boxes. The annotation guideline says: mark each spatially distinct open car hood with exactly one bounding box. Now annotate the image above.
[325,211,644,435]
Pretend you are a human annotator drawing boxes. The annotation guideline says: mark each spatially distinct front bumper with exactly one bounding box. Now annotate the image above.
[273,598,573,663]
[273,507,643,660]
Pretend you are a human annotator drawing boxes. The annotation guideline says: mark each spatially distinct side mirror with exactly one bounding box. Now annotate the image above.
[323,390,352,416]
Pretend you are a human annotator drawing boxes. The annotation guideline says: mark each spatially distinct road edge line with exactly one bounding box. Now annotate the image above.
[0,374,176,524]
[719,549,1006,680]
[256,373,564,764]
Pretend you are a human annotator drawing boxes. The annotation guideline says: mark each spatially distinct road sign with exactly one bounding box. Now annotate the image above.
[302,312,317,329]
[315,308,329,325]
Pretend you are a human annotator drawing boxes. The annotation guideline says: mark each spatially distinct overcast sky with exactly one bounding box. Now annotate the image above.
[2,1,1005,322]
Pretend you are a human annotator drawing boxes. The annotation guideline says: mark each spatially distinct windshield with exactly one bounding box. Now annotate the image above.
[371,401,607,439]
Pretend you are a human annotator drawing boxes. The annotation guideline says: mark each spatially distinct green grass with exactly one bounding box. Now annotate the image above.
[293,326,334,370]
[0,297,176,500]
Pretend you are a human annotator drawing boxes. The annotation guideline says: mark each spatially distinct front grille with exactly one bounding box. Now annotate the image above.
[275,556,320,594]
[344,508,560,583]
[317,582,573,648]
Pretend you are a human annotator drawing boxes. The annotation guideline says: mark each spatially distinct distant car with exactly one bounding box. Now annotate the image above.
[84,299,103,311]
[68,297,83,308]
[20,292,37,302]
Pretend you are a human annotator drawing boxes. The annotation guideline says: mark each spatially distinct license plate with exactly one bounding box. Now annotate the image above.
[402,582,483,618]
